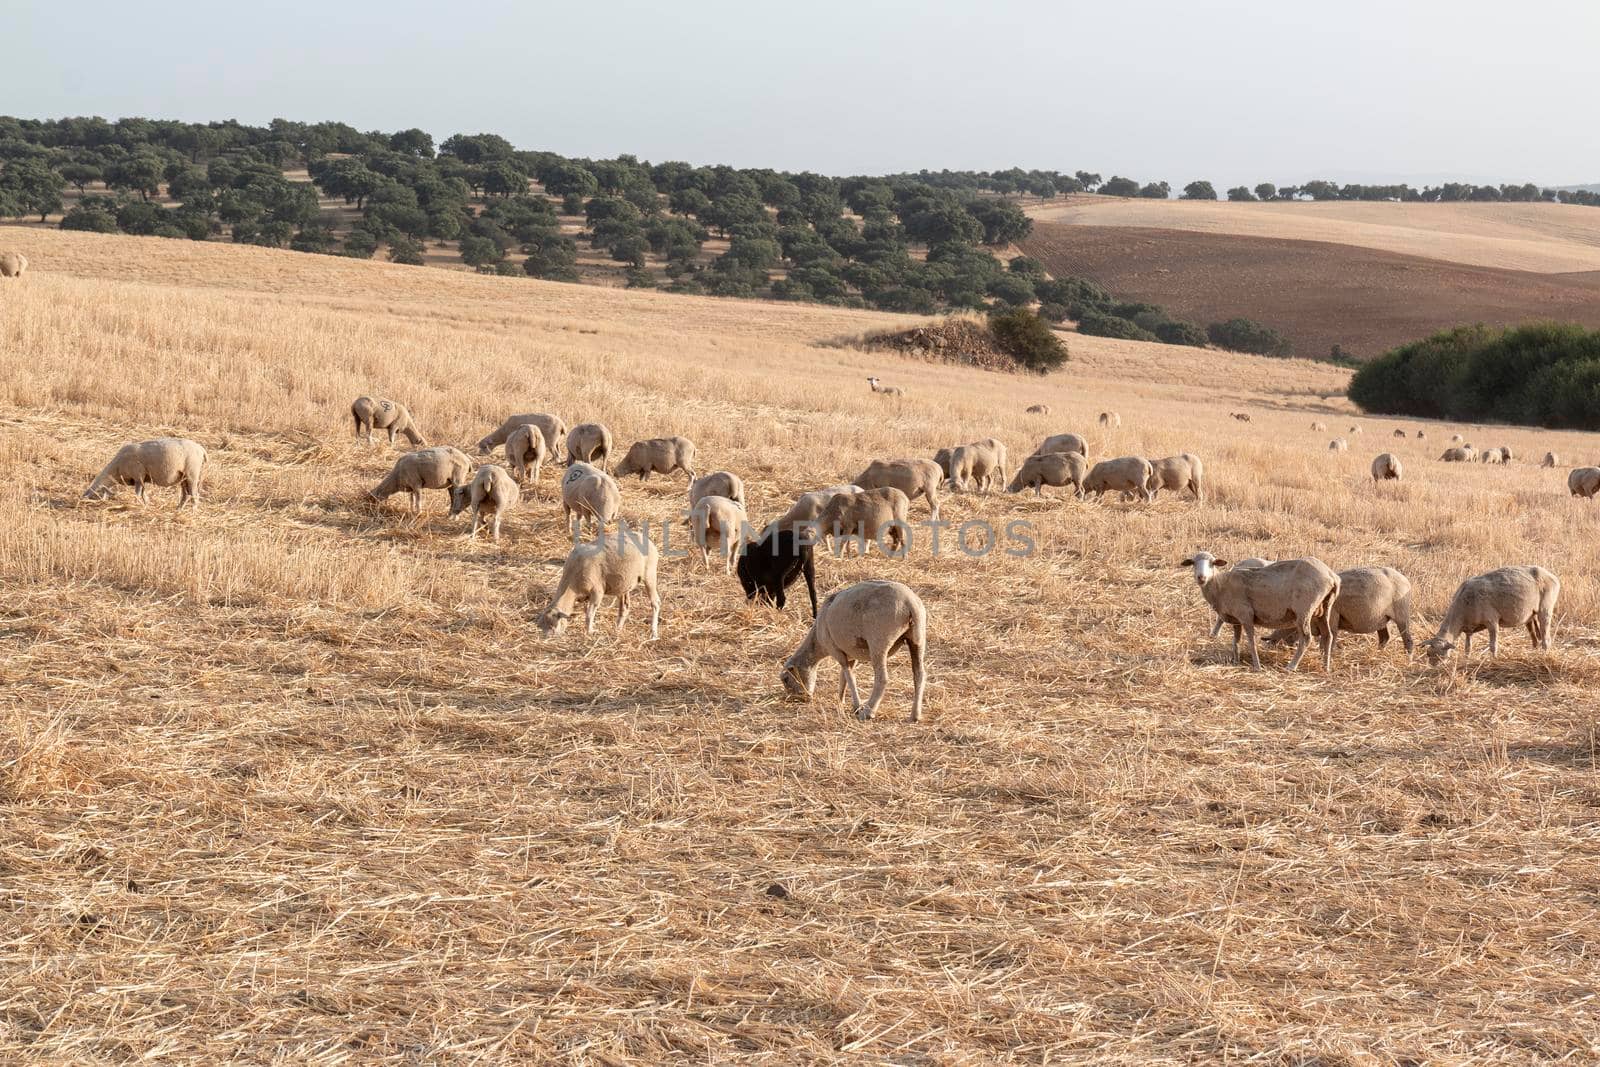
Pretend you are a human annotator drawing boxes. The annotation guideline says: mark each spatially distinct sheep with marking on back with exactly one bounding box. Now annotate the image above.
[351,396,427,446]
[1182,551,1339,671]
[84,437,208,508]
[449,464,521,542]
[1418,566,1559,665]
[367,446,474,512]
[781,579,927,722]
[561,461,621,539]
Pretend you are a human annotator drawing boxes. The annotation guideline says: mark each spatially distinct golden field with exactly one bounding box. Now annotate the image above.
[1,228,1599,1063]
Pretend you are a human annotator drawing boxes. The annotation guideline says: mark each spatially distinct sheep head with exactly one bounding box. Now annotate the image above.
[1419,637,1455,666]
[1180,553,1229,585]
[535,609,571,636]
[780,657,817,700]
[447,485,472,517]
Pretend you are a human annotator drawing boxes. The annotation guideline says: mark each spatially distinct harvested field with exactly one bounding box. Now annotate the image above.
[1021,222,1600,362]
[2,228,1599,1062]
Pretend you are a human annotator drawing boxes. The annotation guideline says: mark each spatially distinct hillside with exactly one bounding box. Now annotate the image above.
[3,230,1600,1061]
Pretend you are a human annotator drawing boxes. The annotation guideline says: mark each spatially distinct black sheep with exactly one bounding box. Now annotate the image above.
[736,528,818,617]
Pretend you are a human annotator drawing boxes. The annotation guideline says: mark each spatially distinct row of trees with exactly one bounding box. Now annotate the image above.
[1348,322,1600,429]
[1185,179,1600,206]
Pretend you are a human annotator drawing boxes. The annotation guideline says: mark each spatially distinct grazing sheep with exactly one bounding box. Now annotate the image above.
[1450,433,1464,444]
[1567,467,1600,499]
[504,424,547,485]
[1480,448,1503,465]
[614,435,697,483]
[351,396,426,446]
[448,464,521,541]
[685,494,747,572]
[1310,421,1327,431]
[781,580,927,723]
[1083,456,1154,502]
[1418,566,1560,665]
[1416,430,1425,439]
[1349,424,1362,434]
[1329,438,1348,452]
[1026,403,1051,415]
[854,458,942,520]
[1181,552,1339,671]
[83,437,207,508]
[1392,428,1407,438]
[367,446,474,512]
[1499,446,1513,463]
[1098,411,1121,428]
[1231,412,1251,422]
[817,486,911,555]
[1267,566,1415,657]
[1542,451,1559,468]
[866,376,905,397]
[737,527,818,617]
[1371,452,1402,482]
[932,447,954,480]
[773,484,862,533]
[948,438,1008,492]
[1007,451,1088,497]
[689,471,746,511]
[565,422,613,469]
[1439,447,1472,463]
[0,251,26,278]
[477,413,567,457]
[535,535,661,640]
[1033,432,1088,458]
[1146,453,1205,501]
[561,462,622,539]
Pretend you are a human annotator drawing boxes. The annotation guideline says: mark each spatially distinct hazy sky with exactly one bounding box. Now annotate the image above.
[9,0,1598,186]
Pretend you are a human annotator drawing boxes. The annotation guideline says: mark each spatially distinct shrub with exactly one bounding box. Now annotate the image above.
[1207,317,1292,356]
[59,201,120,233]
[1182,181,1217,201]
[387,236,426,265]
[343,229,380,259]
[986,274,1036,307]
[1034,276,1110,311]
[1076,310,1159,343]
[1153,319,1210,347]
[1226,186,1255,202]
[988,307,1069,373]
[1007,255,1047,278]
[1037,302,1070,323]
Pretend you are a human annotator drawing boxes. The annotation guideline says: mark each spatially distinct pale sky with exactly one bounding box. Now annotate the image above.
[8,0,1597,187]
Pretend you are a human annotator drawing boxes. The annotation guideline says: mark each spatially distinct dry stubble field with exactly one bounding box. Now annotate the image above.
[2,229,1599,1063]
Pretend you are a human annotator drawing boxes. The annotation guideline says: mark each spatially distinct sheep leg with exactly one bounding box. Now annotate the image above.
[907,638,924,723]
[616,591,631,633]
[1245,622,1266,671]
[387,426,396,444]
[1539,607,1555,650]
[492,513,502,543]
[648,585,660,641]
[1209,615,1224,639]
[1230,623,1242,664]
[855,654,890,721]
[1462,632,1473,657]
[1487,622,1499,657]
[584,598,598,634]
[470,505,483,539]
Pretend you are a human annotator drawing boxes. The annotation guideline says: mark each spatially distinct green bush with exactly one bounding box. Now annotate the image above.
[1037,302,1070,323]
[1207,317,1292,356]
[1076,310,1159,343]
[1153,319,1210,347]
[985,274,1036,306]
[988,307,1069,373]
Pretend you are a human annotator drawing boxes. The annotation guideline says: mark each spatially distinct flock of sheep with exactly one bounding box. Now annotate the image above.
[75,381,1581,723]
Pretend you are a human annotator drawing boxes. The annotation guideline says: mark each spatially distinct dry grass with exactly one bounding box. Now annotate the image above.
[1,228,1598,1063]
[1025,195,1600,274]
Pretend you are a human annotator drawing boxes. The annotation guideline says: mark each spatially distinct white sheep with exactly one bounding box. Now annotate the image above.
[1329,438,1349,452]
[854,458,942,519]
[1033,432,1088,458]
[1542,451,1559,469]
[449,464,521,541]
[1146,453,1204,501]
[1480,448,1503,465]
[535,535,661,639]
[1207,558,1270,637]
[614,435,697,482]
[565,422,613,469]
[948,438,1008,492]
[1450,433,1464,444]
[689,471,746,512]
[1499,446,1513,463]
[866,376,905,397]
[0,251,29,278]
[504,424,547,485]
[773,484,862,533]
[1418,566,1559,665]
[83,437,207,508]
[1371,452,1402,482]
[1098,411,1121,428]
[561,462,621,539]
[1267,566,1415,657]
[817,486,911,555]
[1349,424,1362,434]
[1082,456,1154,502]
[1310,421,1327,431]
[477,413,566,457]
[367,446,474,512]
[684,494,747,572]
[1181,552,1339,671]
[351,396,426,446]
[1007,451,1087,497]
[1392,428,1407,438]
[1026,403,1050,414]
[931,447,955,480]
[1416,430,1425,439]
[781,579,927,722]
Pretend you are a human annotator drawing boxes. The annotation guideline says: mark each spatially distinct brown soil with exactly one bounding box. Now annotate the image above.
[1021,223,1600,361]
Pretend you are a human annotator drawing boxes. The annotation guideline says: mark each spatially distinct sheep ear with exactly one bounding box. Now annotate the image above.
[1213,559,1230,569]
[1179,558,1195,567]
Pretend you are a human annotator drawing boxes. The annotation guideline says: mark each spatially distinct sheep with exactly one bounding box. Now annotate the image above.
[737,527,818,617]
[773,484,862,533]
[0,251,28,278]
[1418,566,1559,665]
[476,413,566,457]
[1371,452,1402,482]
[1231,412,1251,422]
[1542,451,1559,468]
[866,376,905,397]
[1329,438,1348,452]
[948,438,1008,492]
[1207,557,1271,637]
[1439,447,1472,463]
[504,424,547,485]
[1392,428,1407,438]
[1450,433,1464,444]
[1146,453,1204,501]
[367,446,474,512]
[685,494,747,572]
[1499,446,1513,463]
[780,580,927,722]
[1181,552,1339,671]
[689,471,746,511]
[932,447,954,480]
[1026,403,1051,415]
[561,462,621,539]
[1033,432,1088,458]
[817,486,911,555]
[1416,430,1425,439]
[1567,467,1600,499]
[1098,411,1121,428]
[1266,566,1415,657]
[1480,448,1503,465]
[351,396,426,446]
[614,435,696,482]
[448,464,521,541]
[1310,421,1327,431]
[83,437,207,508]
[1084,456,1154,502]
[1007,451,1088,497]
[565,422,613,469]
[535,535,661,640]
[854,458,942,520]
[1349,424,1362,434]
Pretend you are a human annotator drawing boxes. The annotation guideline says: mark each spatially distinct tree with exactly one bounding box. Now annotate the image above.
[388,236,426,265]
[1207,318,1292,356]
[388,128,434,158]
[1074,171,1101,191]
[482,160,528,199]
[988,307,1068,372]
[1098,176,1139,197]
[1254,183,1277,201]
[459,235,504,271]
[108,153,165,201]
[343,228,380,259]
[986,274,1036,306]
[2,159,64,221]
[1181,181,1218,201]
[59,162,103,194]
[1138,181,1170,199]
[1226,186,1255,202]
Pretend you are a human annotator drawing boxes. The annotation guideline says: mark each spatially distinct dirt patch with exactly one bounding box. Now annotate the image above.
[1020,223,1600,362]
[846,317,1020,372]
